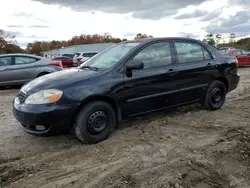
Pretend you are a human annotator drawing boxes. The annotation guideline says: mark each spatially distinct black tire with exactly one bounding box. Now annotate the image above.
[74,101,116,144]
[204,80,226,110]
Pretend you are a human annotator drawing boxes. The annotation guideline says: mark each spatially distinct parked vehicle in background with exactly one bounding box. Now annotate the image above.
[220,49,250,67]
[219,47,236,51]
[61,54,74,58]
[13,37,239,144]
[51,56,74,67]
[0,54,63,87]
[73,52,98,66]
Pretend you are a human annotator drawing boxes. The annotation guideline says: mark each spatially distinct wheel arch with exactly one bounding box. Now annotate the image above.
[215,77,229,92]
[36,72,50,77]
[70,95,121,127]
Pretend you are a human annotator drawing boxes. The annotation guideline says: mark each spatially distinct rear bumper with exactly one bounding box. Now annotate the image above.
[228,74,240,92]
[13,98,79,135]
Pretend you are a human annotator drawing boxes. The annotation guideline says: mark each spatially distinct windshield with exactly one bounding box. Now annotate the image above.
[74,53,81,58]
[80,43,140,69]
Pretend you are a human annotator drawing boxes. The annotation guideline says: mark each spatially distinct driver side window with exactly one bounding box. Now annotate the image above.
[0,57,12,66]
[133,42,172,69]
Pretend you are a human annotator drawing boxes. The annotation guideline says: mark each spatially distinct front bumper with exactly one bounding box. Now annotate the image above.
[13,97,79,135]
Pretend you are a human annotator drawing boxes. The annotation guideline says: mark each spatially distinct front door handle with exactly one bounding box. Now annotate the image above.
[168,68,178,76]
[206,63,213,67]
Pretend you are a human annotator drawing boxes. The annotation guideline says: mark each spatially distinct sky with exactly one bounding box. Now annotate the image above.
[0,0,250,48]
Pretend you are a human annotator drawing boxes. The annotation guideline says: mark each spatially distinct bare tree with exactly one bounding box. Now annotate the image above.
[229,33,236,43]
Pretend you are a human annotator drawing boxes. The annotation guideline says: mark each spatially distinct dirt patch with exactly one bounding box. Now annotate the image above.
[1,68,250,188]
[0,163,38,186]
[0,156,21,165]
[169,161,231,188]
[222,127,250,164]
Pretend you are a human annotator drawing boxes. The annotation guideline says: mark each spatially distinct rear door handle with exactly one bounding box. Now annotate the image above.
[169,69,174,72]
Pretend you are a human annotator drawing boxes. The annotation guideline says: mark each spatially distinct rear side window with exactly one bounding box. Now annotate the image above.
[234,50,242,55]
[174,42,212,63]
[15,56,38,65]
[241,50,249,55]
[0,57,12,66]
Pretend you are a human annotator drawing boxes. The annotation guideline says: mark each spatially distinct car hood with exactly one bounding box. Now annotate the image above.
[21,68,99,94]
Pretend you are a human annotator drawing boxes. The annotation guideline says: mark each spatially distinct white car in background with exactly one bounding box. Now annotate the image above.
[73,51,98,66]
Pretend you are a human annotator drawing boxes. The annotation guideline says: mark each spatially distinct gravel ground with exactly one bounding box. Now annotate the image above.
[0,68,250,188]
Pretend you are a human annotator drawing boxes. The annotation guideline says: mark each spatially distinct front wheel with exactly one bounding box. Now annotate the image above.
[204,80,226,110]
[74,101,116,144]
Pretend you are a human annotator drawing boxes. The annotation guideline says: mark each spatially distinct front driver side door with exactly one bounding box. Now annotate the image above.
[0,56,14,86]
[11,56,39,84]
[119,41,179,117]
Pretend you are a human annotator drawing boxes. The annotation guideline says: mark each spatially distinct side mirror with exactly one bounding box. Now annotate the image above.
[126,59,144,72]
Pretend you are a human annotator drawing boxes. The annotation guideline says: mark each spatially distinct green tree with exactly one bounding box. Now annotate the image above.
[134,33,153,39]
[203,33,216,46]
[0,29,23,54]
[215,34,222,45]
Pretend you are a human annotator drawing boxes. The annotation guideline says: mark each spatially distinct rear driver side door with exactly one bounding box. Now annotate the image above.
[241,50,250,65]
[173,40,214,103]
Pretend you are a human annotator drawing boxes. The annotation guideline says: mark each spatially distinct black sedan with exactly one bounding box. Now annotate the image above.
[13,37,240,144]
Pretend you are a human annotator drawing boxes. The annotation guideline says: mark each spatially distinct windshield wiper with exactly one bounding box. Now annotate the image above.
[80,66,99,71]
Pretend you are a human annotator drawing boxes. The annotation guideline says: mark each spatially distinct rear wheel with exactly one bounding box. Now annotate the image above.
[74,101,116,144]
[204,80,226,110]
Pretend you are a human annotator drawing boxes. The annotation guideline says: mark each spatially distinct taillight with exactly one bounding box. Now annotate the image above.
[77,57,82,61]
[236,59,239,68]
[50,61,63,67]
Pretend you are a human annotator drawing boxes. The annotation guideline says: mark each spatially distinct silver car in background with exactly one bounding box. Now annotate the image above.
[73,51,98,66]
[0,53,63,87]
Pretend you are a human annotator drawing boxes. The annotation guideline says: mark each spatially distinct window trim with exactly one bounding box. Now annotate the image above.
[124,40,175,71]
[14,56,39,65]
[172,40,213,64]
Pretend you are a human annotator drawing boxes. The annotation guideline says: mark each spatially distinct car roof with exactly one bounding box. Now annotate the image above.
[82,51,98,54]
[121,37,202,44]
[0,53,43,59]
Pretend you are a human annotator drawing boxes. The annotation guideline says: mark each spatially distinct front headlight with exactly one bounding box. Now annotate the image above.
[25,89,63,104]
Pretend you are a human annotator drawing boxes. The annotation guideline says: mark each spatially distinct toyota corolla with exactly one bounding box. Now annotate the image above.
[13,37,239,144]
